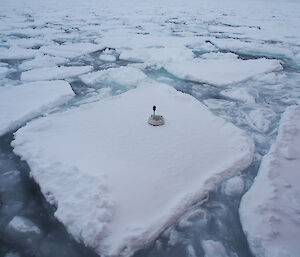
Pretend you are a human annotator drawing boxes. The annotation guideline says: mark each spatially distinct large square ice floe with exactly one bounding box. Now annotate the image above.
[240,105,300,257]
[0,81,74,136]
[12,82,254,257]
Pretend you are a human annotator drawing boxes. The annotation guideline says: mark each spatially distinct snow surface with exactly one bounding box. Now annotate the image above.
[0,47,37,60]
[19,54,67,71]
[12,82,254,257]
[80,66,148,89]
[240,105,300,257]
[21,66,92,81]
[0,81,74,136]
[119,47,194,67]
[165,57,282,86]
[39,43,103,59]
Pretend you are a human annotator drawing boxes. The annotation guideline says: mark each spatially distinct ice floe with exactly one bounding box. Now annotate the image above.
[165,57,282,86]
[39,43,103,59]
[12,81,254,256]
[0,81,74,135]
[0,47,37,60]
[119,46,194,67]
[19,54,67,71]
[21,66,92,81]
[240,105,300,257]
[80,66,148,89]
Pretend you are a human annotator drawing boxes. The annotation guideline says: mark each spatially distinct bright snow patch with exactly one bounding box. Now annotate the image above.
[240,105,300,257]
[0,81,74,135]
[80,66,148,89]
[8,216,41,234]
[21,66,92,81]
[165,58,282,86]
[12,82,253,257]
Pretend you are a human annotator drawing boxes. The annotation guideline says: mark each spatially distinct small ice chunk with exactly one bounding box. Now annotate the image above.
[21,66,93,81]
[246,108,276,132]
[165,58,282,86]
[186,244,197,257]
[0,81,74,135]
[8,216,41,234]
[99,54,116,62]
[223,176,244,196]
[202,240,228,257]
[220,88,256,103]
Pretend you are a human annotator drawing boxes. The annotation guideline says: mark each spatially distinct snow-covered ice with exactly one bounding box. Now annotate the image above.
[240,105,300,257]
[21,66,92,81]
[39,43,103,59]
[119,47,194,67]
[0,47,36,60]
[1,0,300,255]
[165,57,282,86]
[80,66,148,89]
[12,82,254,256]
[19,54,67,71]
[0,81,74,135]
